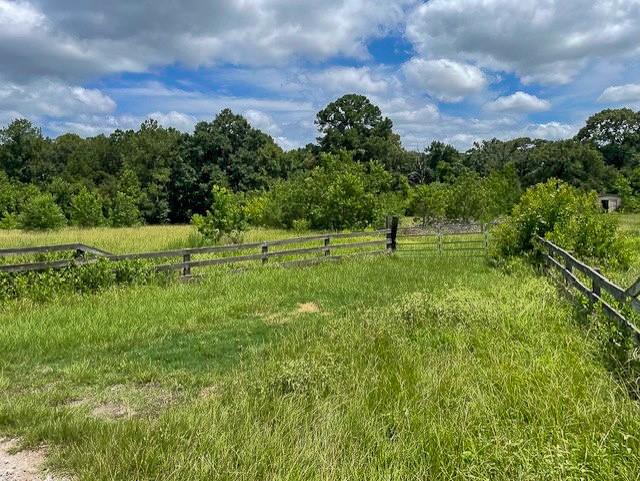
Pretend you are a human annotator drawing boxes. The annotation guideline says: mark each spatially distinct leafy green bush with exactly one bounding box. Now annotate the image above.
[192,185,245,243]
[71,187,105,227]
[257,154,398,230]
[18,193,67,230]
[0,259,160,303]
[408,182,450,223]
[109,191,141,227]
[491,179,627,267]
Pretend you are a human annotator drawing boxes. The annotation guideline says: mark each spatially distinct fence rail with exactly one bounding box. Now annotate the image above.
[0,224,397,277]
[537,236,640,340]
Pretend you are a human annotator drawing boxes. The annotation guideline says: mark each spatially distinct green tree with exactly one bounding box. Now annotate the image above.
[192,185,245,243]
[0,119,49,183]
[315,94,402,165]
[109,192,141,227]
[576,108,640,168]
[523,140,607,190]
[408,183,451,223]
[18,193,66,230]
[71,187,105,227]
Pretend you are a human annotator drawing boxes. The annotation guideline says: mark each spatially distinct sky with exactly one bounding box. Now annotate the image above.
[1,0,639,151]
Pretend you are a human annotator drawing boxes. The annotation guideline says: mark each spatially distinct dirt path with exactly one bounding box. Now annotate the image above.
[0,439,59,481]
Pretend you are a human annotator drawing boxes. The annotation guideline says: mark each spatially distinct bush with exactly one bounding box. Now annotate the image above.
[0,259,160,303]
[18,193,66,230]
[109,191,141,227]
[408,183,450,223]
[491,179,627,267]
[258,153,399,230]
[192,185,245,243]
[71,187,105,227]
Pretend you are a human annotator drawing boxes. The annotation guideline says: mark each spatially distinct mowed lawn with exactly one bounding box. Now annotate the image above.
[1,252,640,479]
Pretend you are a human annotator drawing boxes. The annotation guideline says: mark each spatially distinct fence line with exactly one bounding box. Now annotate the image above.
[397,221,489,255]
[0,223,397,277]
[537,236,640,341]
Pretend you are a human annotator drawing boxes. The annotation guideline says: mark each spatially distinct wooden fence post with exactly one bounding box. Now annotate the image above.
[389,216,399,252]
[262,242,269,264]
[324,236,330,256]
[482,223,489,254]
[437,224,442,254]
[182,253,191,277]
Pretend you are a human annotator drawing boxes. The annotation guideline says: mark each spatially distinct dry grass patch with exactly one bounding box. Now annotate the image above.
[296,302,320,314]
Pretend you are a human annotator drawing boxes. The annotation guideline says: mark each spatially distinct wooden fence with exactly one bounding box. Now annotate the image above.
[537,236,640,341]
[0,220,398,278]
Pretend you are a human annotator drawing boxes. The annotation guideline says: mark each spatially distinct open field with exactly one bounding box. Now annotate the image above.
[0,225,317,254]
[1,249,640,480]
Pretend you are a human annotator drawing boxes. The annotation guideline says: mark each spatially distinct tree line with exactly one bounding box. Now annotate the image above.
[1,93,639,232]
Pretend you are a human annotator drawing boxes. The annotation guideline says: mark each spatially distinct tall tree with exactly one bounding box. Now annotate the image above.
[576,108,640,168]
[0,119,49,183]
[315,94,402,166]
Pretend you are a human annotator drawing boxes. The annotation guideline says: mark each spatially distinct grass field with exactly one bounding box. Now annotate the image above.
[613,213,640,287]
[2,244,640,479]
[0,225,323,254]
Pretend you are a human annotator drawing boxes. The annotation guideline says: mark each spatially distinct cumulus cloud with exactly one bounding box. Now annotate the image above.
[244,109,282,135]
[403,58,486,101]
[486,92,551,113]
[308,67,390,95]
[406,0,640,85]
[0,0,415,82]
[598,83,640,103]
[526,121,578,140]
[0,78,115,118]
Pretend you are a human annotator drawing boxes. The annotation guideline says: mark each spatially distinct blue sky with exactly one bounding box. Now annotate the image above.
[1,0,639,150]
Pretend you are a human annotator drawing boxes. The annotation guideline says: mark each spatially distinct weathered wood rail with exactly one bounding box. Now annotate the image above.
[0,220,398,277]
[537,236,640,340]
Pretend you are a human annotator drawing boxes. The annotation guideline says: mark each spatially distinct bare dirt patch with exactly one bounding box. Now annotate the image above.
[90,402,132,420]
[67,383,178,420]
[296,302,320,314]
[0,438,65,481]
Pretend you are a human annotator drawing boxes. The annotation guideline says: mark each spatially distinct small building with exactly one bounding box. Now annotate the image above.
[598,194,622,212]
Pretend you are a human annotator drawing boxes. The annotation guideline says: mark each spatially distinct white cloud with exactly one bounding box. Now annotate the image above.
[598,83,640,103]
[148,111,198,132]
[308,67,390,95]
[0,0,415,82]
[403,58,486,101]
[0,78,115,118]
[244,109,282,135]
[526,121,577,140]
[486,92,551,113]
[406,0,640,85]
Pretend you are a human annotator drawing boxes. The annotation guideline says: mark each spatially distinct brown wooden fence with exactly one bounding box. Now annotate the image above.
[537,236,640,341]
[0,221,398,278]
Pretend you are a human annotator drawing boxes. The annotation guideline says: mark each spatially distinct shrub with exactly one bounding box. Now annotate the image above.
[259,153,399,230]
[109,191,141,227]
[408,183,450,223]
[18,193,66,230]
[192,185,245,243]
[71,187,105,227]
[491,179,627,267]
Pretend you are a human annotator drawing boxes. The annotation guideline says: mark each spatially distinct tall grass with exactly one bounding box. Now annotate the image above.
[1,253,639,480]
[0,225,322,254]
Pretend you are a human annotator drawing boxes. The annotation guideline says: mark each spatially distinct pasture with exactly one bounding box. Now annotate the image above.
[1,221,640,480]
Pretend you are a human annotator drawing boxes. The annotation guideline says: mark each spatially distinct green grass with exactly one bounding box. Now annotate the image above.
[1,251,640,480]
[0,225,323,254]
[612,213,640,287]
